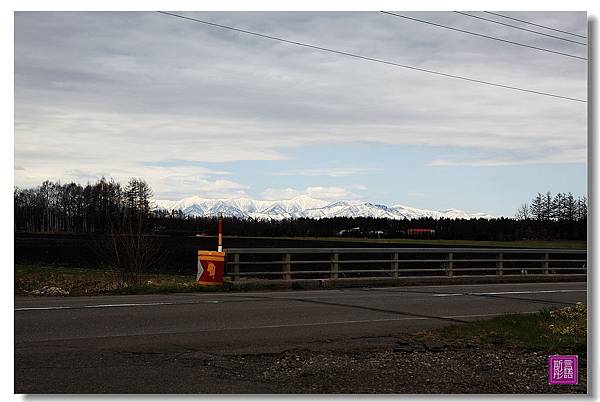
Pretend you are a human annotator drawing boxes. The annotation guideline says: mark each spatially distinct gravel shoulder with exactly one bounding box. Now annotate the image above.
[16,334,587,394]
[237,339,587,393]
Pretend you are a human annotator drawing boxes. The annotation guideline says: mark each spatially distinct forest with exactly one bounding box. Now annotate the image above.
[14,178,587,241]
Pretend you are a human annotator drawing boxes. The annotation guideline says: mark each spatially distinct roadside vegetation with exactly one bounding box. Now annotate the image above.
[15,264,227,296]
[431,303,587,356]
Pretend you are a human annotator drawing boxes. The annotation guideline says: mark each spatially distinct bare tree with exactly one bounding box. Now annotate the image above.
[515,203,530,220]
[98,178,166,287]
[102,213,165,287]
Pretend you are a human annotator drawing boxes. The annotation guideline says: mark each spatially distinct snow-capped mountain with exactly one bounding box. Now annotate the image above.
[152,195,495,220]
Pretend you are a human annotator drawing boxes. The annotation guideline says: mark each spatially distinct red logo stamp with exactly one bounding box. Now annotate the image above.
[548,355,578,385]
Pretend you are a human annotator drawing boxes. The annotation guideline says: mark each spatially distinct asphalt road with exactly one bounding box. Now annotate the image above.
[15,281,586,393]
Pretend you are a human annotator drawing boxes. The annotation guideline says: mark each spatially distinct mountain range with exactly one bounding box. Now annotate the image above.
[153,195,495,220]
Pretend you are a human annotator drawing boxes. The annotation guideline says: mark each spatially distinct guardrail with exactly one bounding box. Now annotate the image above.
[225,248,587,281]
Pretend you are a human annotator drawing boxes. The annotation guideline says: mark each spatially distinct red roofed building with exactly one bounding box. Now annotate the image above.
[407,228,436,236]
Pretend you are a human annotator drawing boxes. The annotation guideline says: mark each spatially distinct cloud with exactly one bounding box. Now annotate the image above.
[13,163,250,200]
[14,166,25,171]
[151,177,249,200]
[64,169,110,181]
[261,187,302,200]
[13,11,587,200]
[270,167,382,177]
[429,148,586,166]
[261,185,362,200]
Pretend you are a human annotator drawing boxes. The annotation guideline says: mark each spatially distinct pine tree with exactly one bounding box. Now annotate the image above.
[576,196,587,221]
[565,192,576,221]
[543,192,553,221]
[530,193,544,220]
[552,192,565,220]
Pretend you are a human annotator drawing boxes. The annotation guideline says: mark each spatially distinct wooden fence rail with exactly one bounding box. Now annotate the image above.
[224,248,587,281]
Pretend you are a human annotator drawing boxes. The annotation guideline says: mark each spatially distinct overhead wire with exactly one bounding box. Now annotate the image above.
[380,11,586,60]
[453,11,586,46]
[483,11,587,39]
[156,11,586,103]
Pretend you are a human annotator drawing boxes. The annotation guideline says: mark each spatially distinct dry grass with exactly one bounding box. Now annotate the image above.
[15,264,227,296]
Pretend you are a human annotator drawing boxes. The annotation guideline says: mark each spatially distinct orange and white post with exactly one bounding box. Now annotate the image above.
[217,212,223,252]
[197,212,226,285]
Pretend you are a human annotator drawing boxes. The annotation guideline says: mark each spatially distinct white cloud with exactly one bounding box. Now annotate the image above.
[14,163,249,200]
[270,167,382,177]
[261,185,362,200]
[13,11,587,199]
[429,148,586,167]
[261,187,302,200]
[149,177,249,200]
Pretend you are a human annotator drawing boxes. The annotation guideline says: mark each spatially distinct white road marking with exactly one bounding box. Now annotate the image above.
[15,286,586,311]
[433,289,587,297]
[14,306,74,311]
[369,281,585,290]
[14,300,221,311]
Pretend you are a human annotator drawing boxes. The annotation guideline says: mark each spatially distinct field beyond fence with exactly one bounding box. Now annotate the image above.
[15,232,586,277]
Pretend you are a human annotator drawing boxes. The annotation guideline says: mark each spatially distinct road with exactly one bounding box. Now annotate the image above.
[15,281,586,393]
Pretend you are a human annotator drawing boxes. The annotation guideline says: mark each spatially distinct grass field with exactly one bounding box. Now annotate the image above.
[232,235,587,250]
[432,303,587,356]
[14,264,225,296]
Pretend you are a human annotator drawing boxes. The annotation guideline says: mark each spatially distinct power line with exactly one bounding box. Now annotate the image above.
[453,11,586,46]
[156,11,586,103]
[380,11,586,61]
[484,11,587,39]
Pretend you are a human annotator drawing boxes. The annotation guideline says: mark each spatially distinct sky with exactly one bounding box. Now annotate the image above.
[13,11,588,216]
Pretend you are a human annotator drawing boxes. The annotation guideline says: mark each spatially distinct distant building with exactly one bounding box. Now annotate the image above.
[407,228,436,237]
[338,227,386,238]
[337,227,361,236]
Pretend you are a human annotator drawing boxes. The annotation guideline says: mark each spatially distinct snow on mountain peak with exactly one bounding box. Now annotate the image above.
[153,195,495,220]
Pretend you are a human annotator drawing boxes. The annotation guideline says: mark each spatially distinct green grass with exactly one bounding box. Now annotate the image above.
[15,264,227,296]
[435,304,587,356]
[225,235,586,250]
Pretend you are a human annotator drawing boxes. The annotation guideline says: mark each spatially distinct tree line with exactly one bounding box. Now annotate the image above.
[14,179,587,241]
[14,178,152,233]
[151,214,586,241]
[515,192,586,222]
[14,178,164,286]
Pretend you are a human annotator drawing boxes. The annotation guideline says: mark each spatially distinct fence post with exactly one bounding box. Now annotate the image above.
[331,253,339,279]
[544,253,549,275]
[447,252,453,277]
[496,253,503,276]
[392,252,399,278]
[283,253,291,280]
[233,253,240,281]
